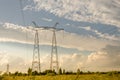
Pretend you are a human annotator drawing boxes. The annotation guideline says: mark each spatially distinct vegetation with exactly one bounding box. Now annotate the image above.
[1,68,120,80]
[1,73,120,80]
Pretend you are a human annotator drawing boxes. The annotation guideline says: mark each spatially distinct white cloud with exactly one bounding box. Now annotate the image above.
[87,51,108,63]
[0,40,120,72]
[0,22,119,51]
[41,18,52,22]
[86,45,120,71]
[0,22,34,44]
[56,45,120,72]
[26,0,120,28]
[60,53,86,71]
[0,21,120,72]
[79,26,91,31]
[0,55,30,73]
[58,45,120,72]
[0,51,8,65]
[38,53,87,71]
[61,32,118,51]
[66,23,70,26]
[119,29,120,32]
[79,26,119,40]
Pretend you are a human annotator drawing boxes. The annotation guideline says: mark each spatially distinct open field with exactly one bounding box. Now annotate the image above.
[1,74,120,80]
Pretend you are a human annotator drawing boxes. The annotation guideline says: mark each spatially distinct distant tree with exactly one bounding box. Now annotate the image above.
[32,71,39,75]
[2,72,8,76]
[65,71,73,75]
[44,70,53,74]
[63,69,65,74]
[27,68,32,76]
[18,72,22,76]
[42,69,56,76]
[77,68,80,74]
[87,71,92,74]
[58,68,62,75]
[13,71,23,76]
[14,71,19,76]
[0,76,4,80]
[52,69,56,74]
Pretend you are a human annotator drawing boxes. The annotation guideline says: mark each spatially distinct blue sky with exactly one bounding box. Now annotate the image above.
[0,0,120,73]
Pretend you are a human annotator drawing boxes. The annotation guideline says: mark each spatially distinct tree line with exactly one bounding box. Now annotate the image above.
[1,68,120,76]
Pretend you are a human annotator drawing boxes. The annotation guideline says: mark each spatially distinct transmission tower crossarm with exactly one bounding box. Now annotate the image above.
[41,27,64,31]
[32,21,63,30]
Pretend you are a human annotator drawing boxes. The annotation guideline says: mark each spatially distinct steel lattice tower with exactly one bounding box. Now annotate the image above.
[50,29,59,72]
[32,30,41,72]
[50,23,63,73]
[32,30,40,72]
[30,21,42,73]
[30,22,63,73]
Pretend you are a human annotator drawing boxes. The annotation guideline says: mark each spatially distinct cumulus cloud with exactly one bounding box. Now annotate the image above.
[48,44,120,72]
[0,50,29,72]
[55,44,120,72]
[0,51,9,65]
[58,45,120,72]
[9,56,29,72]
[60,53,86,71]
[25,0,120,27]
[35,53,86,71]
[86,45,120,71]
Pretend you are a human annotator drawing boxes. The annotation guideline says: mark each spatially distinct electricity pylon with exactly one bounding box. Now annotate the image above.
[42,23,63,73]
[40,22,63,73]
[32,29,40,72]
[29,22,63,73]
[50,23,63,73]
[30,21,43,73]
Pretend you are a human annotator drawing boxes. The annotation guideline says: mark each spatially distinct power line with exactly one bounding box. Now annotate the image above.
[19,0,29,72]
[19,0,26,26]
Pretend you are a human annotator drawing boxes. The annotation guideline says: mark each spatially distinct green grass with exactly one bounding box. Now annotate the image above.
[1,74,120,80]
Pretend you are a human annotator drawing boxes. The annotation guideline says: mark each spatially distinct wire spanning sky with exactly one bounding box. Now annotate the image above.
[0,0,120,73]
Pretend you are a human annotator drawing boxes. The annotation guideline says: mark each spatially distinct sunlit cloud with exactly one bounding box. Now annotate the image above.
[86,45,120,71]
[0,22,120,72]
[1,22,119,51]
[0,51,8,65]
[26,0,120,28]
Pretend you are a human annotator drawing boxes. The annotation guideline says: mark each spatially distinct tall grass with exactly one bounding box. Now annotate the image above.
[1,74,120,80]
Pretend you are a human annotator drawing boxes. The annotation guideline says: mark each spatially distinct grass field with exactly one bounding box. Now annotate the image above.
[1,74,120,80]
